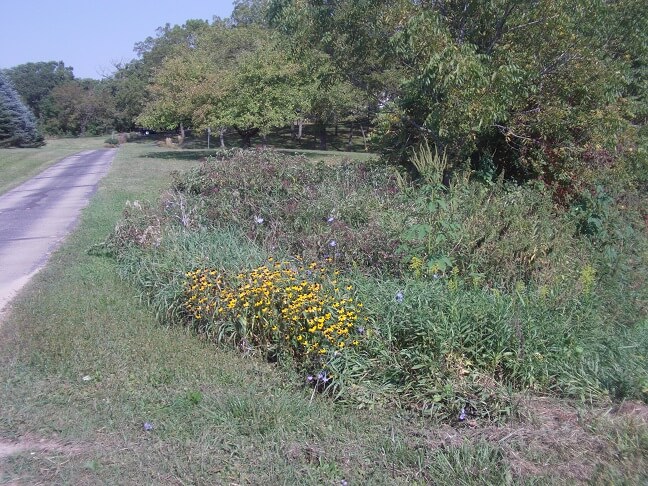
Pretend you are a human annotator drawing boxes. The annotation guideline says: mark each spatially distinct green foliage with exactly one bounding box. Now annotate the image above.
[44,79,117,135]
[0,72,44,148]
[169,149,402,273]
[105,149,647,421]
[340,273,648,417]
[106,60,150,131]
[2,61,74,119]
[273,0,647,197]
[137,23,304,146]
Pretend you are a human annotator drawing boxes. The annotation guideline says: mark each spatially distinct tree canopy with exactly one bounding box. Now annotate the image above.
[4,0,646,193]
[0,71,44,148]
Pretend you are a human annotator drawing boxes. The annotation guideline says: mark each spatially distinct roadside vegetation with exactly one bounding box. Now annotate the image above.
[1,141,646,484]
[0,136,105,194]
[1,0,647,483]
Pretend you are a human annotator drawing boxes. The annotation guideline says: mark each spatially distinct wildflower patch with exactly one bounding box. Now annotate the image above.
[184,259,365,372]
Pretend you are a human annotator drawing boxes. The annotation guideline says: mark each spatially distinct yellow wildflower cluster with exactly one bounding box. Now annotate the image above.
[184,259,364,361]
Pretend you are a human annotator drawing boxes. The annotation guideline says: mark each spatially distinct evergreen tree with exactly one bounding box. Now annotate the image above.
[0,72,44,148]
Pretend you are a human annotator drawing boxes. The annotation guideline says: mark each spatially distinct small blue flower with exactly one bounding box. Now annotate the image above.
[317,371,330,383]
[143,422,155,431]
[307,375,314,383]
[357,326,365,335]
[329,240,337,247]
[327,216,335,224]
[395,291,404,303]
[341,480,348,486]
[459,407,466,421]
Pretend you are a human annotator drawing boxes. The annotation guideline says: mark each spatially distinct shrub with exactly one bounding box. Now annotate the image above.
[171,149,403,274]
[103,147,647,421]
[104,136,119,147]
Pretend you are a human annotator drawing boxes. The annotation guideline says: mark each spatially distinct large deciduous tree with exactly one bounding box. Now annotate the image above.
[3,61,74,120]
[0,72,45,148]
[138,22,306,147]
[270,0,647,194]
[44,79,116,136]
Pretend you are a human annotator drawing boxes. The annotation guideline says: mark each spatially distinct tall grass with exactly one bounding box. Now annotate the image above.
[103,147,648,420]
[1,142,646,483]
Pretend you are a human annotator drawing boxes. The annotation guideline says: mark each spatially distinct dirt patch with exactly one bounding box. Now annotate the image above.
[0,436,83,459]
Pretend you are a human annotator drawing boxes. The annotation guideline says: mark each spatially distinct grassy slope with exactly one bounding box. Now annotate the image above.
[0,137,105,194]
[0,142,645,484]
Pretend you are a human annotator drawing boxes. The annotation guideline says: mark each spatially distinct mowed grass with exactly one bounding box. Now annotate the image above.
[0,136,106,194]
[0,142,646,484]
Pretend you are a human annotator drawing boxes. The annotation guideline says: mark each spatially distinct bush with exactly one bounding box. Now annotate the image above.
[171,149,403,274]
[102,148,648,421]
[104,136,119,147]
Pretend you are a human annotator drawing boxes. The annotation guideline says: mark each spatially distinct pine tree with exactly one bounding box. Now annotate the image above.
[0,72,44,148]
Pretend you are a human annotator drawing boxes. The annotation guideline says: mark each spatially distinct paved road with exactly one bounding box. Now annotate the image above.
[0,149,117,312]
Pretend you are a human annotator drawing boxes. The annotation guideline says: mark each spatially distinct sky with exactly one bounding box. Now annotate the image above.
[1,0,235,79]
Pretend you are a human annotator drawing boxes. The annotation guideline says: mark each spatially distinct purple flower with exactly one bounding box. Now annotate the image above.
[143,422,155,431]
[341,480,348,486]
[329,240,337,247]
[307,375,314,383]
[459,407,466,421]
[254,215,264,224]
[327,216,335,224]
[317,371,330,383]
[357,326,365,335]
[395,291,404,303]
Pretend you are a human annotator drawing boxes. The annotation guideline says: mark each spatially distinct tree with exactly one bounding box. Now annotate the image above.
[138,22,305,147]
[0,72,44,148]
[134,19,211,73]
[3,61,74,120]
[272,0,647,195]
[44,79,116,136]
[136,51,209,138]
[382,0,641,188]
[106,60,150,131]
[230,0,270,26]
[214,43,307,147]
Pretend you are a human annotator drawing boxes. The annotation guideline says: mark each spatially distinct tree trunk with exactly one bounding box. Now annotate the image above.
[318,123,327,151]
[297,119,303,139]
[219,128,226,148]
[360,124,368,151]
[235,126,259,148]
[347,123,354,149]
[179,122,185,144]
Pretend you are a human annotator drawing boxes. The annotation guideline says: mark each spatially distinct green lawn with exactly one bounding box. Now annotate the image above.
[0,137,105,195]
[0,142,645,484]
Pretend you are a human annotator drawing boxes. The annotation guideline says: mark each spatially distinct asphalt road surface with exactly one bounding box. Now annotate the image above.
[0,148,117,312]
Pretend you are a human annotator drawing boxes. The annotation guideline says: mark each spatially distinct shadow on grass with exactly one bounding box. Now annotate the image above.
[138,146,377,163]
[139,150,217,161]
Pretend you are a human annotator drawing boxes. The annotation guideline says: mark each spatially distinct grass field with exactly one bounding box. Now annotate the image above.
[0,137,105,195]
[0,142,646,484]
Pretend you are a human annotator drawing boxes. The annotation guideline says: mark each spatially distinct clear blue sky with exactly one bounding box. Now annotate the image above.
[0,1,235,79]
